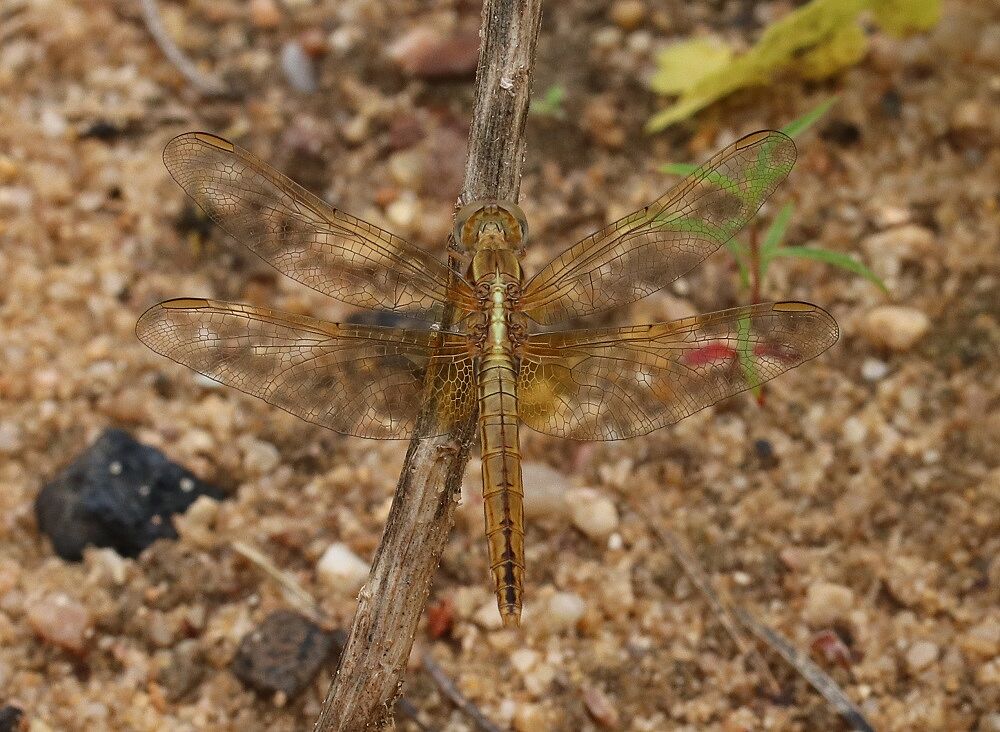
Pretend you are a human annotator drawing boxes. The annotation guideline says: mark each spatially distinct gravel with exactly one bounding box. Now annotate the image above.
[1,0,997,729]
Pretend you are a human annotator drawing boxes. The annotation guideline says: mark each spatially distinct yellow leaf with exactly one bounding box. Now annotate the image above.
[799,22,868,79]
[649,38,733,95]
[869,0,942,36]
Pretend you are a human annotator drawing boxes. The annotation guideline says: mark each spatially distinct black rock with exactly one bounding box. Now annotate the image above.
[231,610,338,698]
[35,428,224,561]
[0,705,24,732]
[753,438,780,469]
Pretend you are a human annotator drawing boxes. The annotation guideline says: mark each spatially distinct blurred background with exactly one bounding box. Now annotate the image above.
[0,0,997,730]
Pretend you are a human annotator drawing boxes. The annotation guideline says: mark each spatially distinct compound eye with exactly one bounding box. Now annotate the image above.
[454,201,488,249]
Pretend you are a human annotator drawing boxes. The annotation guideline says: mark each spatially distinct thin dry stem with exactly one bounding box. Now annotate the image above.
[138,0,230,96]
[313,2,543,729]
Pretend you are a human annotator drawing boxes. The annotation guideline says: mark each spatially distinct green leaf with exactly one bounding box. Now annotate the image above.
[781,97,838,138]
[758,203,795,280]
[649,38,733,95]
[869,0,942,36]
[769,246,889,292]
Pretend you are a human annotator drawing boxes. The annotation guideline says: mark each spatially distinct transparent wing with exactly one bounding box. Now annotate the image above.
[136,298,477,439]
[518,302,838,440]
[163,133,477,321]
[520,131,796,325]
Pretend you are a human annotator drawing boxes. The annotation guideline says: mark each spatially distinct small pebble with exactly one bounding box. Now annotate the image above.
[388,27,480,79]
[610,0,646,31]
[316,543,370,594]
[249,0,281,29]
[231,610,337,697]
[583,685,621,729]
[860,357,890,382]
[906,640,939,672]
[0,422,22,454]
[241,438,281,475]
[567,488,619,541]
[510,648,539,674]
[27,593,91,654]
[473,600,504,630]
[522,462,571,520]
[803,582,854,627]
[860,305,930,351]
[157,639,204,702]
[0,706,24,732]
[545,591,586,631]
[281,40,318,93]
[386,193,420,231]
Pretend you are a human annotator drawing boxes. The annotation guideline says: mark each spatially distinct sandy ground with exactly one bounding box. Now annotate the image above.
[1,0,998,730]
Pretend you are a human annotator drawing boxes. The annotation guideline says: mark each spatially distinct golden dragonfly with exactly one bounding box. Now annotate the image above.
[137,130,838,627]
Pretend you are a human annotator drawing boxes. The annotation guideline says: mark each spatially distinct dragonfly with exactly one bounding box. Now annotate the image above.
[137,130,839,627]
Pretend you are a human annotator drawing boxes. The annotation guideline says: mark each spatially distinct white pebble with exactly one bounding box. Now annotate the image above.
[386,193,420,230]
[27,593,91,653]
[841,416,868,445]
[545,591,586,631]
[472,600,504,630]
[803,582,854,627]
[242,438,281,475]
[567,488,619,541]
[906,640,939,672]
[316,543,370,594]
[860,305,930,351]
[510,648,539,674]
[0,421,22,454]
[281,40,317,93]
[522,462,571,520]
[860,357,890,382]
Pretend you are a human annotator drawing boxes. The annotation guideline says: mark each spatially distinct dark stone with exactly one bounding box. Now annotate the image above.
[231,610,338,698]
[35,429,224,561]
[79,120,121,141]
[880,89,903,119]
[820,120,861,146]
[0,706,24,732]
[753,438,779,469]
[157,639,205,701]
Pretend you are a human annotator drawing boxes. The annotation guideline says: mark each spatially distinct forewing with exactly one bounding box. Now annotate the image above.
[518,302,838,440]
[520,131,796,324]
[136,298,476,439]
[163,133,476,321]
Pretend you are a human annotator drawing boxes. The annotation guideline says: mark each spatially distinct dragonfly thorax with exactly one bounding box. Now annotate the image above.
[454,200,528,254]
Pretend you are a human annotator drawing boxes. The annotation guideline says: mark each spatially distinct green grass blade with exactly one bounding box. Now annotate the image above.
[760,203,795,262]
[781,96,838,138]
[770,246,888,292]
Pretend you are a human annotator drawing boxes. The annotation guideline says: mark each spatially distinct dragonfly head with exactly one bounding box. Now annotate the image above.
[454,200,528,254]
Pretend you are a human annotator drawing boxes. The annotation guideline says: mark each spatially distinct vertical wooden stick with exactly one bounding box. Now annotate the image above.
[313,2,543,729]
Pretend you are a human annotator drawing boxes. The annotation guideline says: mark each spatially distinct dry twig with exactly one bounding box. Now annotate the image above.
[645,518,874,730]
[138,0,230,97]
[313,2,543,730]
[646,519,781,695]
[735,610,875,732]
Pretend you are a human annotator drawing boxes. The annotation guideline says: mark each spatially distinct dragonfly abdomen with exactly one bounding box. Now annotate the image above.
[478,352,525,628]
